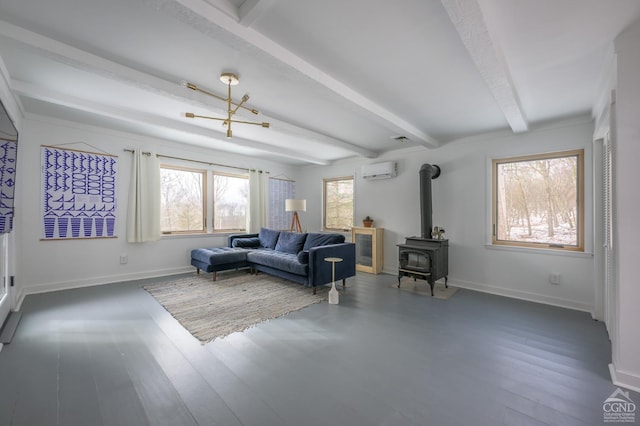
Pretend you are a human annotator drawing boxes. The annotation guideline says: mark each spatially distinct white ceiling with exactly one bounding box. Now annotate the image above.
[0,0,638,165]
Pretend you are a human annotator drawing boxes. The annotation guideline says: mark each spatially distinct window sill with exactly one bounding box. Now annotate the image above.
[485,244,593,258]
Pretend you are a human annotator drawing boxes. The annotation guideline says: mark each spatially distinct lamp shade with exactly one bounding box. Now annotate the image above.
[285,199,306,212]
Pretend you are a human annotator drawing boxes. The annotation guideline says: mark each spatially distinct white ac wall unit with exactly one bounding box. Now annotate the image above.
[362,161,397,180]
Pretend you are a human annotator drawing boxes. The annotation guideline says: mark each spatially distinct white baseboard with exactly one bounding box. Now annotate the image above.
[380,271,593,312]
[15,266,193,310]
[450,278,593,313]
[609,363,640,393]
[16,268,594,317]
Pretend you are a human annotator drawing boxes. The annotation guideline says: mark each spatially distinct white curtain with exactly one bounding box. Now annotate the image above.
[248,170,269,233]
[126,150,161,242]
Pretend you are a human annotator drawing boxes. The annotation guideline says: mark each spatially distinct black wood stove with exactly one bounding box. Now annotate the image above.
[397,164,449,296]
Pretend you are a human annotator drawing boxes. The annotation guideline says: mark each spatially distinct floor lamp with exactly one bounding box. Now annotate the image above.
[285,199,306,233]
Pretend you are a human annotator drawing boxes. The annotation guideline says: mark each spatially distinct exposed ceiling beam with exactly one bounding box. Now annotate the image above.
[13,79,331,165]
[238,0,275,27]
[440,0,528,133]
[200,0,238,20]
[0,20,374,160]
[170,0,440,148]
[0,55,24,127]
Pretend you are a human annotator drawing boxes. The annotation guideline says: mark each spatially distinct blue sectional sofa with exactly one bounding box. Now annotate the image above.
[190,227,356,293]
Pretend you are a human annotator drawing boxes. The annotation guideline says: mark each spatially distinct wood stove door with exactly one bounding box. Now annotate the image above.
[399,249,431,273]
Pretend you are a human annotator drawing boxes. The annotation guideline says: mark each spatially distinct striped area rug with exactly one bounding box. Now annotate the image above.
[144,271,328,343]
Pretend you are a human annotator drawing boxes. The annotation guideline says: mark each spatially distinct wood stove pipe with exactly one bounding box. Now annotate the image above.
[419,163,441,239]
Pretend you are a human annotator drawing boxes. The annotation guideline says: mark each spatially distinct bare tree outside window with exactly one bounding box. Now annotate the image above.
[160,166,205,233]
[323,177,353,230]
[492,149,584,251]
[213,173,248,231]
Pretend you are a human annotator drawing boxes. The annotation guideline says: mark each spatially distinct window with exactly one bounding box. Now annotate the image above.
[268,177,295,230]
[492,149,584,251]
[323,176,354,230]
[160,165,205,233]
[213,172,248,232]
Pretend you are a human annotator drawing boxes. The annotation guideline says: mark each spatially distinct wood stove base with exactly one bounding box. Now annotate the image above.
[397,268,448,296]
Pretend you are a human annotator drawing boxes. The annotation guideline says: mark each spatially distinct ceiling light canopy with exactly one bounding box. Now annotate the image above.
[182,72,270,138]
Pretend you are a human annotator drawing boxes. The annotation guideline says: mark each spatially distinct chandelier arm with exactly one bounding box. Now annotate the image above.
[226,82,233,135]
[189,83,259,115]
[228,119,270,127]
[231,97,248,115]
[185,113,227,122]
[191,86,226,103]
[185,113,269,128]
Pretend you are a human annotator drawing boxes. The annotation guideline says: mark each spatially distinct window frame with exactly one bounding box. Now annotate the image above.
[212,171,249,233]
[323,175,354,231]
[491,149,584,252]
[159,164,207,235]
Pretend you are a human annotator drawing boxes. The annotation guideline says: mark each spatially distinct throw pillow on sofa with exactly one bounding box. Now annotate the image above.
[297,251,309,264]
[232,237,261,248]
[303,233,345,251]
[275,231,307,254]
[259,227,280,249]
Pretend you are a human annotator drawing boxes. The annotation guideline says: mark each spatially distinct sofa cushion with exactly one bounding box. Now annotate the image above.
[303,233,345,251]
[232,237,261,248]
[246,249,308,276]
[297,250,309,264]
[275,231,307,254]
[191,247,248,265]
[259,227,280,249]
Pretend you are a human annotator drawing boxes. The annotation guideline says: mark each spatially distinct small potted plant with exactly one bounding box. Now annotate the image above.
[363,216,374,227]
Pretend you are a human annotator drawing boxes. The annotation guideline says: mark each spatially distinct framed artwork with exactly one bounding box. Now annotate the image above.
[41,145,118,240]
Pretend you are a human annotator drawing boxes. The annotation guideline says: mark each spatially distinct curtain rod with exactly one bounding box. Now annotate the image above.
[123,149,269,173]
[270,176,295,182]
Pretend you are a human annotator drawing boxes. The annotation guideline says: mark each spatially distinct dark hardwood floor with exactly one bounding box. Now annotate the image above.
[0,271,635,426]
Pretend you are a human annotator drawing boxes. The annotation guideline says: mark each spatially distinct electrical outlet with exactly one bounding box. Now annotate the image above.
[120,254,128,265]
[549,273,561,285]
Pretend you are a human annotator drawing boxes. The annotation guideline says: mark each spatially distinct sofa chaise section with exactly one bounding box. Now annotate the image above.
[190,247,250,281]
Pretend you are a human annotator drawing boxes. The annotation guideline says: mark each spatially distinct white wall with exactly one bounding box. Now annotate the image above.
[610,18,640,392]
[0,56,21,332]
[297,117,595,312]
[14,110,599,316]
[14,115,297,304]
